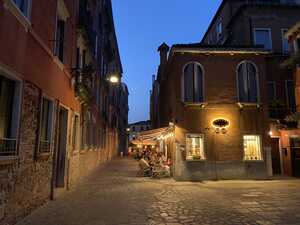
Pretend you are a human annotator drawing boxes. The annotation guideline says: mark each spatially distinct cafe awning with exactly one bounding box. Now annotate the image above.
[130,127,172,146]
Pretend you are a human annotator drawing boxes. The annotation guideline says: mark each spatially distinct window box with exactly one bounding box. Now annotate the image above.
[281,53,300,69]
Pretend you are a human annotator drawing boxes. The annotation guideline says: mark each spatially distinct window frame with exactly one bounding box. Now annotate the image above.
[71,113,80,152]
[242,135,263,161]
[216,19,223,40]
[253,28,273,51]
[38,95,55,154]
[281,28,290,54]
[267,81,276,102]
[185,133,206,161]
[181,62,205,104]
[0,68,23,158]
[285,80,296,111]
[236,60,260,104]
[12,0,32,19]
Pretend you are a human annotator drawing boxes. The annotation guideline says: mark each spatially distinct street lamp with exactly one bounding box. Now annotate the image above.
[108,75,119,83]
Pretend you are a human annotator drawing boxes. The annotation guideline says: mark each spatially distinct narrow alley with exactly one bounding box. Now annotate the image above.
[17,158,300,225]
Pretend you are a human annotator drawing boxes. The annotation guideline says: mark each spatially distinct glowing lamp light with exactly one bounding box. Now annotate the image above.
[269,131,273,136]
[126,128,130,132]
[108,75,119,83]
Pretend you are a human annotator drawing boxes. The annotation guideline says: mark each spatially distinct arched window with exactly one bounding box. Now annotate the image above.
[183,63,204,103]
[237,61,259,103]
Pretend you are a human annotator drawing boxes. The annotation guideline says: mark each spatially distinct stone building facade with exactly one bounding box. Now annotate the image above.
[201,0,300,176]
[0,0,128,224]
[151,43,271,180]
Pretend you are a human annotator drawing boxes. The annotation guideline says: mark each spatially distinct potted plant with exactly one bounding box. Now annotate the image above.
[284,112,300,128]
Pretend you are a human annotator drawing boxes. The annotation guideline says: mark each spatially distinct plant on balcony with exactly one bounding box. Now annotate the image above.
[284,112,300,128]
[281,52,300,69]
[76,83,92,106]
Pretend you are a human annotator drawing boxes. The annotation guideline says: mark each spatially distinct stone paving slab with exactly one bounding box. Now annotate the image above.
[17,158,300,225]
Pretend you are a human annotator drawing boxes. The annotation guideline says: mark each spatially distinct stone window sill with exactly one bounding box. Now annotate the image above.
[36,153,51,160]
[237,102,262,108]
[3,0,31,32]
[0,156,18,165]
[183,102,207,108]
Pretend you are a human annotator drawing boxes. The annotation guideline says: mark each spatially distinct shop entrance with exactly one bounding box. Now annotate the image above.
[290,137,300,177]
[271,138,281,174]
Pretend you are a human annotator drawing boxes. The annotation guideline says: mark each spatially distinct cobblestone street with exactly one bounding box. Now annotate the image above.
[17,158,300,225]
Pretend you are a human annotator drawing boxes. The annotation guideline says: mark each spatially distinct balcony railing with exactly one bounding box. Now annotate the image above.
[39,140,51,153]
[78,0,97,51]
[269,107,296,120]
[0,138,17,157]
[73,65,95,105]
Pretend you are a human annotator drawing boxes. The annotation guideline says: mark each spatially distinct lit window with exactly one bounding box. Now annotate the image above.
[13,0,31,18]
[39,98,54,153]
[243,135,262,161]
[237,61,259,103]
[254,28,272,50]
[183,63,204,103]
[186,134,205,160]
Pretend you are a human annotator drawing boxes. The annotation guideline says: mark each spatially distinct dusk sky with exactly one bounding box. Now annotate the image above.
[112,0,222,123]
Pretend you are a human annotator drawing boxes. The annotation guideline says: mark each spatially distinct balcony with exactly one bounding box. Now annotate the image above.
[78,0,97,51]
[74,65,95,106]
[0,138,17,157]
[269,106,296,120]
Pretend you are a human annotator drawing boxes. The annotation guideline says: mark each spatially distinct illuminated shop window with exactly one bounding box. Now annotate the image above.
[243,135,262,161]
[186,134,205,160]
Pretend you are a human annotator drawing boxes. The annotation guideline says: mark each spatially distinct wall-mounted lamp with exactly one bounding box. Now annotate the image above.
[211,118,230,134]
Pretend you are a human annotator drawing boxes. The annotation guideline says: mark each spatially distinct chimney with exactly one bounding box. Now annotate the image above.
[157,42,170,67]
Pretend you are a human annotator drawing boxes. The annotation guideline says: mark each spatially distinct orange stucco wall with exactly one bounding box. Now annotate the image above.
[0,0,80,111]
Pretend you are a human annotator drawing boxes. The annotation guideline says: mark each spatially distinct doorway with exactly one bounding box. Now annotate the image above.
[290,137,300,178]
[55,106,68,188]
[271,138,281,174]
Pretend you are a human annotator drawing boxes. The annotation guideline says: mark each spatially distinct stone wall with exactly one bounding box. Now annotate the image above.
[0,82,53,225]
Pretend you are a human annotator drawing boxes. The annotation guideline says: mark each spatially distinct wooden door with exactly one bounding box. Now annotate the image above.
[290,137,300,178]
[271,138,281,174]
[55,107,68,188]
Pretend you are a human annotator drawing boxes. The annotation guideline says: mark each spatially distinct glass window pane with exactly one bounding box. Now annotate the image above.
[238,63,248,102]
[0,76,15,138]
[282,30,289,53]
[243,135,262,160]
[194,65,203,102]
[184,64,194,102]
[255,29,272,50]
[247,63,258,103]
[286,80,296,111]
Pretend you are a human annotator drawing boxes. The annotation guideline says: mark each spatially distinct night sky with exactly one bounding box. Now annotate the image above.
[112,0,222,123]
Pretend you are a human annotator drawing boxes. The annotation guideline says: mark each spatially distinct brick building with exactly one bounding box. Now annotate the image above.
[200,0,300,176]
[0,0,127,224]
[278,22,300,177]
[151,43,271,180]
